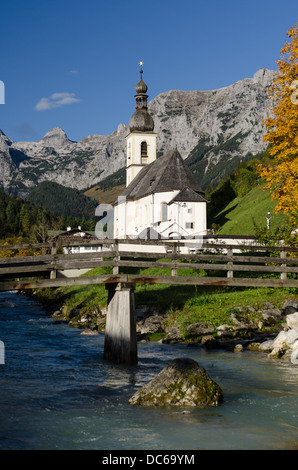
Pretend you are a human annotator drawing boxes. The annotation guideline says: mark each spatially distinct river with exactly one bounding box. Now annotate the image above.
[0,291,297,450]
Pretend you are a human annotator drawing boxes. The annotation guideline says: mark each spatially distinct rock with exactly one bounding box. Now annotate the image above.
[136,314,166,335]
[232,327,255,339]
[247,342,261,351]
[234,344,243,352]
[230,312,256,329]
[258,339,274,352]
[285,329,298,345]
[201,334,217,345]
[268,347,285,359]
[80,329,99,335]
[96,316,106,331]
[286,312,298,331]
[186,322,214,338]
[291,342,298,364]
[262,302,275,309]
[51,310,62,318]
[217,324,232,332]
[129,358,224,407]
[164,325,182,341]
[216,324,234,339]
[282,300,298,316]
[261,308,282,325]
[217,329,233,339]
[271,330,298,350]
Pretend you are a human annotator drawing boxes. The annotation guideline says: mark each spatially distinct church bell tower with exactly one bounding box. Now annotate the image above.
[126,62,157,186]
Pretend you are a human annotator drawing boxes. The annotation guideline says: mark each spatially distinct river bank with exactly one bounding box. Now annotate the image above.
[27,284,298,364]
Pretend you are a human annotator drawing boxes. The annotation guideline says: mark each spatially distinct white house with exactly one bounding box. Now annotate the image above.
[50,227,102,254]
[114,65,207,241]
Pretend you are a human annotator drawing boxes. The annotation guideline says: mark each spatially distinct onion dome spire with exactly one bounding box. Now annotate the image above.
[135,61,148,104]
[129,62,154,132]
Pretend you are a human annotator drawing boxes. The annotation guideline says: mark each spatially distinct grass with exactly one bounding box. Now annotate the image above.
[83,184,125,205]
[34,261,298,339]
[163,285,297,335]
[213,185,288,235]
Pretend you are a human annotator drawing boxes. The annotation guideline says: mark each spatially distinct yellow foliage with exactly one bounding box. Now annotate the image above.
[0,237,31,258]
[0,241,15,258]
[257,24,298,224]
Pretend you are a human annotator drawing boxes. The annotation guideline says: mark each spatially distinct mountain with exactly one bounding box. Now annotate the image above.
[150,68,273,188]
[0,125,128,197]
[0,68,273,197]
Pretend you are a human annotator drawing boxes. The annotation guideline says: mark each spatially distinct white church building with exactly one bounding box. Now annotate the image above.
[113,65,207,240]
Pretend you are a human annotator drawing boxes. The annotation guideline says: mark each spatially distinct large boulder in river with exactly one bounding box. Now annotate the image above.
[129,358,223,407]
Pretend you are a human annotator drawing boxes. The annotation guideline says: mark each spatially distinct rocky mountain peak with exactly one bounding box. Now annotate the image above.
[0,69,274,196]
[0,129,13,151]
[253,68,274,84]
[38,127,75,148]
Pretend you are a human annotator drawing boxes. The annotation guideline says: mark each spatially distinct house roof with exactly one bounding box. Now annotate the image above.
[117,149,205,203]
[48,229,97,240]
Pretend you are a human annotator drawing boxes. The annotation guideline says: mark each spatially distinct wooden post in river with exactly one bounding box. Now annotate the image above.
[103,282,137,365]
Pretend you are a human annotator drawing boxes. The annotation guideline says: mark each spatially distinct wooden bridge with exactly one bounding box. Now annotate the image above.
[1,237,297,364]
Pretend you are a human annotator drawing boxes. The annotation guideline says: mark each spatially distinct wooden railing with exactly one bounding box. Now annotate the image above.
[0,238,297,291]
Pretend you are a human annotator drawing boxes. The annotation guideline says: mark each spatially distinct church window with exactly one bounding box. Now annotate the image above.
[161,202,168,222]
[141,141,147,156]
[141,141,148,164]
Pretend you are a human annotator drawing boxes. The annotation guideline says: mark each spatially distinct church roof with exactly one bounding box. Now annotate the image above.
[117,149,205,203]
[168,187,207,204]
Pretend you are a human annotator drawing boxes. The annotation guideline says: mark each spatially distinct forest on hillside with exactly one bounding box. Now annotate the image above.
[27,181,98,219]
[0,189,95,242]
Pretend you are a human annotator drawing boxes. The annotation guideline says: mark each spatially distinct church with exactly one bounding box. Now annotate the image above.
[113,64,207,240]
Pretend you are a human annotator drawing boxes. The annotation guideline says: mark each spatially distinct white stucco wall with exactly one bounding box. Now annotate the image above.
[126,132,157,185]
[114,191,207,239]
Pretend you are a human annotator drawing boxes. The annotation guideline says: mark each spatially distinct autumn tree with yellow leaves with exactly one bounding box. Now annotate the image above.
[257,23,298,225]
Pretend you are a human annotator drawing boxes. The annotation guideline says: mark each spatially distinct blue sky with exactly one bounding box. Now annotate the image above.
[0,0,297,143]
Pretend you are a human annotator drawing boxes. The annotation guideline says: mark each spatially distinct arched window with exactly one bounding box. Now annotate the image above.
[161,202,168,222]
[141,141,148,164]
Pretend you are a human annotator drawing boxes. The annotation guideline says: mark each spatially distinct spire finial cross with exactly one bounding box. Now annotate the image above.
[139,61,144,76]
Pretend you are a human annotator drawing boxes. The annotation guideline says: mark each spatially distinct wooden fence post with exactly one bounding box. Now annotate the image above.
[171,243,178,277]
[280,246,287,280]
[227,247,233,278]
[113,239,119,275]
[50,242,57,279]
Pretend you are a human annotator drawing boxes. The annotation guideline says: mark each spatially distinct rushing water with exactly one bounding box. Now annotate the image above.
[0,291,297,450]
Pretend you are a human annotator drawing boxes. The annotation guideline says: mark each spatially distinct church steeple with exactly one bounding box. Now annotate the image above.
[135,62,148,110]
[129,62,154,132]
[126,62,157,186]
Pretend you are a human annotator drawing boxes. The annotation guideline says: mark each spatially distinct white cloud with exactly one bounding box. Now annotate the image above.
[35,92,81,111]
